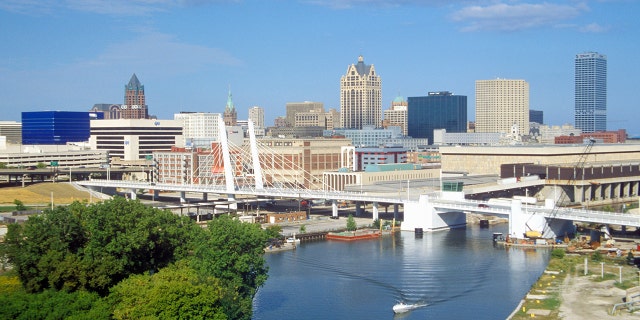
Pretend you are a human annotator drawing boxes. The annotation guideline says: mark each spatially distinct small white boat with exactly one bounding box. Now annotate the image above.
[286,237,300,245]
[393,302,412,314]
[392,302,425,314]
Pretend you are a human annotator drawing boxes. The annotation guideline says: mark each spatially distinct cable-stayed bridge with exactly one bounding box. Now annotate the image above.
[77,116,640,239]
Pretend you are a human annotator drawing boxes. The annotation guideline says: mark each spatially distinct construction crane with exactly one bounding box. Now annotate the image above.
[539,137,596,236]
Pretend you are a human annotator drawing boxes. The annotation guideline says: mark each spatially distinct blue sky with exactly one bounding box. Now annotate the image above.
[1,0,638,135]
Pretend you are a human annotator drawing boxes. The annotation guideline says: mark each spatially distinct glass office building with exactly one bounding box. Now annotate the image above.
[407,92,467,144]
[22,111,91,145]
[575,52,607,133]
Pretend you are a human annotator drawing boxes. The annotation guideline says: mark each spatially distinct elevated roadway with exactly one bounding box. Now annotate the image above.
[77,179,640,234]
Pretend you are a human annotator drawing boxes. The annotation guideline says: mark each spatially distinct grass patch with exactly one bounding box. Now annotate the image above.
[0,206,17,213]
[0,183,92,205]
[538,296,561,309]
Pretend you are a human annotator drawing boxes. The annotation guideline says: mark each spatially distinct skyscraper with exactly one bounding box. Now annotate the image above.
[340,56,382,129]
[223,89,237,126]
[475,79,529,135]
[575,52,607,133]
[407,91,467,144]
[248,106,265,128]
[121,74,148,119]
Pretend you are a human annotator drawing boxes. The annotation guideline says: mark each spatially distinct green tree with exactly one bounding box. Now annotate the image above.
[0,288,109,320]
[264,224,282,239]
[109,261,228,320]
[346,214,357,231]
[0,162,7,169]
[36,162,47,169]
[191,215,269,320]
[13,199,26,211]
[299,224,306,234]
[4,205,86,292]
[4,197,203,295]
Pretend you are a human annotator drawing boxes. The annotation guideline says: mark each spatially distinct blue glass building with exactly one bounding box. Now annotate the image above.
[529,109,543,124]
[22,111,91,145]
[407,92,467,144]
[575,52,607,133]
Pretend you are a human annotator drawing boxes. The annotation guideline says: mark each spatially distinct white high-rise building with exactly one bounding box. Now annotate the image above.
[340,56,382,129]
[173,112,221,148]
[575,52,607,133]
[90,119,184,161]
[248,106,265,128]
[475,79,529,135]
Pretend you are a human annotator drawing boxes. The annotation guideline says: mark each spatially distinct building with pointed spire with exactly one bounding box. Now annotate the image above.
[340,56,382,129]
[121,74,148,119]
[223,89,237,126]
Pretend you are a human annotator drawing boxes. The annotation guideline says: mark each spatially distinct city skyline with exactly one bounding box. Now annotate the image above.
[1,1,638,135]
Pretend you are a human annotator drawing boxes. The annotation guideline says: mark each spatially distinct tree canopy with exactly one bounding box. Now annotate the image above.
[1,196,271,319]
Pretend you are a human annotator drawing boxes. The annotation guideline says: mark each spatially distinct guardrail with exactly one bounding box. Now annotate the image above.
[77,179,640,228]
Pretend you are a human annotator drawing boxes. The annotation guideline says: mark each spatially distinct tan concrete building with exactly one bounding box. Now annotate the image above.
[340,56,382,129]
[324,108,340,130]
[286,101,323,127]
[248,106,265,129]
[440,144,640,175]
[475,79,529,135]
[383,95,408,136]
[256,137,350,189]
[323,166,440,192]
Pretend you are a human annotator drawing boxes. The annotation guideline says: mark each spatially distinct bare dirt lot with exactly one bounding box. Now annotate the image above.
[559,271,640,319]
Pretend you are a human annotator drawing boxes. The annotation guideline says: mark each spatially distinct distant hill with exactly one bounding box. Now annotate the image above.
[0,182,93,205]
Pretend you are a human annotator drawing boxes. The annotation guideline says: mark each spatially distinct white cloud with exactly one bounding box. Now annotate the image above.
[451,2,589,32]
[579,22,609,32]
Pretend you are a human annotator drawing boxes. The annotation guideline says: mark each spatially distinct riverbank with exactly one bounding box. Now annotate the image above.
[509,246,640,319]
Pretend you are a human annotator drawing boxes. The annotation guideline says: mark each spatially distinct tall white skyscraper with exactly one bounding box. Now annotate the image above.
[575,52,607,133]
[248,106,265,128]
[340,56,382,129]
[475,79,529,135]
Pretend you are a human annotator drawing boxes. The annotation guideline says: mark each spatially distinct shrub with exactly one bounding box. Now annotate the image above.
[551,248,565,259]
[591,250,603,262]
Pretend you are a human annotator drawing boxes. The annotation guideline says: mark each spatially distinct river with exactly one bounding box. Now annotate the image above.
[252,224,550,319]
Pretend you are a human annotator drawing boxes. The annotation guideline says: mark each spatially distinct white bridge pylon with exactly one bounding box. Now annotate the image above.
[217,116,264,193]
[218,116,235,198]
